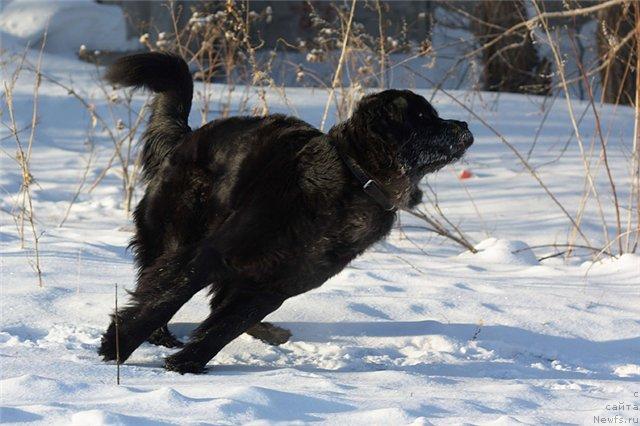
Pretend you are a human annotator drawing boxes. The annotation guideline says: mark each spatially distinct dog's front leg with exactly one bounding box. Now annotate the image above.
[164,290,286,374]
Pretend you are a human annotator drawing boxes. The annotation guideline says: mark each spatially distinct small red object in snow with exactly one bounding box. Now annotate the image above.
[459,169,473,179]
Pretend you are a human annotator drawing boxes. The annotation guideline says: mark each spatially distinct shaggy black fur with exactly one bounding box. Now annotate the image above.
[98,52,473,374]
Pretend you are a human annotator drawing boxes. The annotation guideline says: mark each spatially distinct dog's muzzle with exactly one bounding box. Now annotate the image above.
[446,120,473,153]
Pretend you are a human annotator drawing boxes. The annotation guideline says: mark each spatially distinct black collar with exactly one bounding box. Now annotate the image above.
[331,140,397,212]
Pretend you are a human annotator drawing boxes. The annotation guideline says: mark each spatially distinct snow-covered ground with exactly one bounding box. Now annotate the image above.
[0,0,137,53]
[1,46,639,425]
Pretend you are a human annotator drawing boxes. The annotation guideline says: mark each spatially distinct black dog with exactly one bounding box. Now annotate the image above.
[98,53,473,374]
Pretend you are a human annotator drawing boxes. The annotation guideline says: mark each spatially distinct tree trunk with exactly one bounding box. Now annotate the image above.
[597,3,637,105]
[472,0,551,95]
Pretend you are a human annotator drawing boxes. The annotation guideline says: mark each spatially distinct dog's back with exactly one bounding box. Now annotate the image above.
[134,113,325,263]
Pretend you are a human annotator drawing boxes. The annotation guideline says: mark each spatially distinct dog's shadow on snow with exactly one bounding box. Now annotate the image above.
[166,320,639,381]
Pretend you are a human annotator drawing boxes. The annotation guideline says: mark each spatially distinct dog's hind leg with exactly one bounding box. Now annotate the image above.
[98,244,227,363]
[131,195,185,349]
[164,288,287,374]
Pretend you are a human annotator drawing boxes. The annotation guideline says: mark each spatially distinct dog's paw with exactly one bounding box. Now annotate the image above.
[164,355,207,375]
[148,326,184,348]
[98,331,118,362]
[246,322,292,346]
[98,324,136,363]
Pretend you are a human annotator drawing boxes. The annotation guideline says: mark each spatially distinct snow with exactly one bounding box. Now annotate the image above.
[1,48,639,425]
[459,239,539,266]
[0,0,138,53]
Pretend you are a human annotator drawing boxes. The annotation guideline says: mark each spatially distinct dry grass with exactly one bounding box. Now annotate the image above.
[2,1,639,287]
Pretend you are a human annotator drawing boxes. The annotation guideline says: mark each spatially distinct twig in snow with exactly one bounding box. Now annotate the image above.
[115,283,120,385]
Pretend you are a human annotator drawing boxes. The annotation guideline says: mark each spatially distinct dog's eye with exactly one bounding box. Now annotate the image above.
[418,112,424,119]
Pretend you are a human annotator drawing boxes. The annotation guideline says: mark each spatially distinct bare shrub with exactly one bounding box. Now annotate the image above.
[2,43,45,286]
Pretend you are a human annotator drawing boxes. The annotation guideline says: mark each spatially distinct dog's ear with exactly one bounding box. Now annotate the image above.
[392,97,408,110]
[389,97,409,122]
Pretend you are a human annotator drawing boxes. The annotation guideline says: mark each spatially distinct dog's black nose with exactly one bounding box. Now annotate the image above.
[461,131,474,148]
[451,120,473,148]
[449,119,468,130]
[449,120,469,133]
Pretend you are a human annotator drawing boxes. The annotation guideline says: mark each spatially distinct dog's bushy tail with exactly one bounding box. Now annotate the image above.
[105,52,193,180]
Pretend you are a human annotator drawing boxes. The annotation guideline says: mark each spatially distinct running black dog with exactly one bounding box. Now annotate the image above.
[98,53,473,374]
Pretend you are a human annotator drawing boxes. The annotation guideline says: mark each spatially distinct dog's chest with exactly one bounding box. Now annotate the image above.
[327,208,395,259]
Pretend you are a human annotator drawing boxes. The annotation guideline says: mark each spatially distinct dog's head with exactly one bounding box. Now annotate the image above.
[350,89,473,181]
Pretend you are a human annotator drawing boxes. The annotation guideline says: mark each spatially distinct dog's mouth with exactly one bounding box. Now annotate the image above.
[417,129,473,174]
[449,129,474,159]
